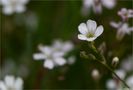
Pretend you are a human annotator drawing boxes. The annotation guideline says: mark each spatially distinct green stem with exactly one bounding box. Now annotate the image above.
[95,59,130,88]
[88,42,130,88]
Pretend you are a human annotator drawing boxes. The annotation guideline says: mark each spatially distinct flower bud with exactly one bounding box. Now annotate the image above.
[112,57,119,67]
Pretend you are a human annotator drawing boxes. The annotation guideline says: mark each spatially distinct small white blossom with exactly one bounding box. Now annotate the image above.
[110,21,133,40]
[115,69,126,79]
[121,55,133,72]
[91,69,100,80]
[82,0,116,14]
[106,79,117,90]
[0,75,23,90]
[126,75,133,89]
[118,8,133,20]
[78,19,104,42]
[33,40,74,69]
[1,0,29,15]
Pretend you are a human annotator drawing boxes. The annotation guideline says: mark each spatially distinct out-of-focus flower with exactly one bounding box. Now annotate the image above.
[106,79,117,90]
[1,0,29,15]
[0,59,29,78]
[121,55,133,72]
[115,69,126,79]
[0,75,23,90]
[106,55,133,90]
[126,75,133,89]
[52,40,74,54]
[33,45,66,69]
[81,0,116,15]
[118,8,133,21]
[78,19,104,42]
[33,40,74,69]
[91,69,100,80]
[110,21,133,40]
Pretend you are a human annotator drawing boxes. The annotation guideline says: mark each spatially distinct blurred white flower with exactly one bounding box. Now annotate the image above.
[110,21,133,40]
[52,40,74,54]
[78,19,104,42]
[91,69,100,80]
[82,0,116,14]
[118,8,133,20]
[126,75,133,89]
[115,69,126,79]
[121,55,133,72]
[0,75,23,90]
[33,40,74,69]
[1,0,29,15]
[106,79,117,90]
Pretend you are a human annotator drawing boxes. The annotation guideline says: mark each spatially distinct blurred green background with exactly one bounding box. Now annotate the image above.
[0,0,132,89]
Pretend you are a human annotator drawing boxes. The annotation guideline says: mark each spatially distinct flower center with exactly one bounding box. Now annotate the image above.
[86,33,94,38]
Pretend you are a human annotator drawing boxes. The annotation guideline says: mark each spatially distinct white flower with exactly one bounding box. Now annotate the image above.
[126,75,133,89]
[121,55,133,72]
[78,19,104,42]
[106,79,117,90]
[0,75,23,90]
[82,0,116,14]
[118,8,133,20]
[33,45,66,69]
[115,69,126,79]
[110,21,133,40]
[52,40,74,54]
[1,0,29,15]
[91,69,100,80]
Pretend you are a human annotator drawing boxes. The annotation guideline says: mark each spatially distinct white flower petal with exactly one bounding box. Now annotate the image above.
[0,81,7,90]
[2,6,14,15]
[33,53,46,60]
[87,20,97,32]
[95,25,103,37]
[38,45,52,55]
[4,75,15,87]
[78,34,87,40]
[62,41,74,53]
[110,21,121,28]
[14,77,23,90]
[44,60,54,69]
[86,37,97,41]
[78,23,88,34]
[106,79,117,89]
[115,70,126,79]
[101,0,116,9]
[54,57,66,66]
[15,5,25,13]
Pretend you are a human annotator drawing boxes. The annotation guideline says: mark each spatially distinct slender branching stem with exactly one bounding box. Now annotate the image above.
[87,42,130,88]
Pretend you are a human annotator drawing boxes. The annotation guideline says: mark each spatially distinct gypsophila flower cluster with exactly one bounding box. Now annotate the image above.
[110,8,133,40]
[82,0,116,15]
[0,0,29,15]
[33,40,75,69]
[78,19,104,42]
[106,55,133,90]
[0,75,23,90]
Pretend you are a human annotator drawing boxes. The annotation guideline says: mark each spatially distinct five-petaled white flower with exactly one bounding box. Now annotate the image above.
[1,0,29,15]
[82,0,116,14]
[118,8,133,20]
[78,19,104,42]
[33,40,74,69]
[0,75,23,90]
